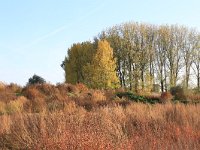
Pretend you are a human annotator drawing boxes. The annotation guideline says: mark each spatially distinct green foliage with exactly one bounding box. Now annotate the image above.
[63,42,96,84]
[63,22,200,92]
[63,40,119,89]
[28,74,46,85]
[116,92,160,104]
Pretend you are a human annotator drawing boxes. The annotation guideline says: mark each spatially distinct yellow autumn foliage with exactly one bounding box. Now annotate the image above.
[84,40,119,89]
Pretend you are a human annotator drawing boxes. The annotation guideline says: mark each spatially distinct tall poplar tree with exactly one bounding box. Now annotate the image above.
[84,40,119,89]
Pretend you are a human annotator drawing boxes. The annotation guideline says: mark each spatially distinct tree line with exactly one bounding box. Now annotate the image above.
[62,22,200,92]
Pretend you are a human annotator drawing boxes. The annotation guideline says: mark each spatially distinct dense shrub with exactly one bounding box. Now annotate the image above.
[8,83,22,93]
[104,89,116,100]
[75,83,88,93]
[0,87,17,103]
[6,96,28,114]
[186,93,200,104]
[0,82,200,149]
[0,82,199,115]
[22,86,45,100]
[0,101,6,115]
[56,83,79,94]
[160,92,173,104]
[35,83,56,95]
[170,86,187,101]
[0,82,6,91]
[0,103,199,149]
[90,90,106,102]
[0,96,28,115]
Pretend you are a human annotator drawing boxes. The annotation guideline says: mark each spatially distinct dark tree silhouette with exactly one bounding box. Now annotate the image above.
[28,74,46,85]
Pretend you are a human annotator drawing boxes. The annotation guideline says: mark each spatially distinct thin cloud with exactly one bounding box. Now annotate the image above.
[17,0,107,51]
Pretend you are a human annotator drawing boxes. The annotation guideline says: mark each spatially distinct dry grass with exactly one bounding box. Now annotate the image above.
[0,83,200,149]
[186,92,200,103]
[0,101,6,115]
[0,103,199,149]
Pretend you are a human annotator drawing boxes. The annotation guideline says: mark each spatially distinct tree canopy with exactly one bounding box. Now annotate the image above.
[63,22,200,92]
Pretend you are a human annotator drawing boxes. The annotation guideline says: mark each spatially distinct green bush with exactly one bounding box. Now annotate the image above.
[116,92,159,104]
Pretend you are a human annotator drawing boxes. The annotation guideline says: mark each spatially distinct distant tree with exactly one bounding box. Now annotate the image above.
[84,40,119,89]
[63,41,95,84]
[182,29,198,89]
[155,26,168,92]
[192,35,200,92]
[28,74,46,85]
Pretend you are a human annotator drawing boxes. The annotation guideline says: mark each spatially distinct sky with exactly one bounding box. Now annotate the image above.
[0,0,200,86]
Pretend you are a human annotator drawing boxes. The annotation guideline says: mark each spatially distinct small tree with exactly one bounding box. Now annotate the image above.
[27,74,46,85]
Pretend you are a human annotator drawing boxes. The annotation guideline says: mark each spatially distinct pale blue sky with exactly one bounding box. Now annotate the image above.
[0,0,200,85]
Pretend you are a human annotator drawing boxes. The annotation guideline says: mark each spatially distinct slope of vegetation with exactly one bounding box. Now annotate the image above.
[0,82,200,149]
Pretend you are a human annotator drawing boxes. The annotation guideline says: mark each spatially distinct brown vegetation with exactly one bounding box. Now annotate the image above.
[0,83,200,149]
[160,92,173,103]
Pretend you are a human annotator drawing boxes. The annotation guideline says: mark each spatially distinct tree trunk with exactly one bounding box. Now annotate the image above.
[164,61,168,91]
[129,62,132,90]
[197,68,200,92]
[141,69,145,90]
[160,68,164,92]
[161,80,164,93]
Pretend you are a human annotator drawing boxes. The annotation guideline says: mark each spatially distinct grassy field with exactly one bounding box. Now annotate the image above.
[0,83,200,149]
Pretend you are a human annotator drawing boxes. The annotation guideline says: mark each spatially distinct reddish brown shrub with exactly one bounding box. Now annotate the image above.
[90,90,106,102]
[185,93,200,103]
[75,83,88,93]
[0,82,6,91]
[7,83,22,93]
[28,98,46,113]
[113,97,130,107]
[1,103,199,149]
[65,84,78,93]
[115,87,126,93]
[6,96,28,114]
[22,86,45,100]
[74,93,95,111]
[0,101,6,115]
[35,83,55,95]
[0,87,17,103]
[35,84,69,102]
[160,92,173,103]
[104,89,115,100]
[56,83,79,94]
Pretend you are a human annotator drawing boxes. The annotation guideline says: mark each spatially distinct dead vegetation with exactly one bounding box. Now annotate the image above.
[0,83,200,149]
